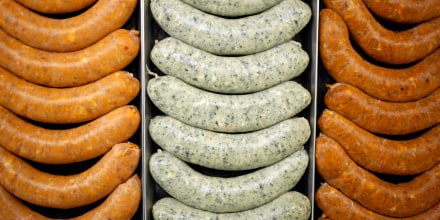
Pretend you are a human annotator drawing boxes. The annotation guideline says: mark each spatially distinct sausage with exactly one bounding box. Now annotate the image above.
[0,0,137,52]
[319,9,440,102]
[362,0,440,24]
[0,28,140,87]
[0,142,140,209]
[0,105,140,164]
[14,0,97,14]
[150,37,309,94]
[0,174,141,220]
[153,191,311,220]
[149,115,310,170]
[147,76,311,133]
[149,149,309,213]
[324,82,440,135]
[150,0,311,55]
[316,182,440,220]
[178,0,283,17]
[315,134,440,217]
[0,67,140,124]
[318,109,440,175]
[323,0,440,65]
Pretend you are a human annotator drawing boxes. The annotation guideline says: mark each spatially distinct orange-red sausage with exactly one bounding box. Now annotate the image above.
[0,174,141,220]
[323,0,440,65]
[324,82,440,135]
[316,182,440,220]
[316,134,440,217]
[0,105,140,164]
[318,109,440,175]
[0,28,140,87]
[319,9,440,102]
[0,67,140,124]
[0,0,137,52]
[362,0,440,24]
[0,142,140,209]
[15,0,98,14]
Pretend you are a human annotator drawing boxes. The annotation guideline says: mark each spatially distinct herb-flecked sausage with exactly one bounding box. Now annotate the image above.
[0,28,140,87]
[319,9,440,102]
[0,142,140,209]
[316,134,440,217]
[0,105,140,164]
[0,0,137,52]
[179,0,283,17]
[323,0,440,64]
[0,67,140,124]
[362,0,440,24]
[318,109,440,175]
[149,115,310,170]
[150,0,311,55]
[149,149,309,213]
[147,76,311,133]
[14,0,98,14]
[153,191,311,220]
[324,82,440,135]
[151,37,309,94]
[316,182,440,220]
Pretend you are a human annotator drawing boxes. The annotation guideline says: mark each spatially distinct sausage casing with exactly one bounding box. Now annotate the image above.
[14,0,97,14]
[179,0,283,17]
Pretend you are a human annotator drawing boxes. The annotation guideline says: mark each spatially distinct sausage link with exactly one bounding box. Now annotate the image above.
[316,182,440,220]
[150,0,311,55]
[0,0,137,52]
[149,149,309,213]
[147,76,311,133]
[151,37,309,94]
[149,115,310,170]
[179,0,283,17]
[319,9,440,102]
[315,134,440,217]
[0,105,140,164]
[318,109,440,175]
[0,67,140,124]
[0,28,140,87]
[323,0,440,64]
[324,82,440,135]
[153,191,311,220]
[15,0,97,14]
[0,142,140,209]
[362,0,440,24]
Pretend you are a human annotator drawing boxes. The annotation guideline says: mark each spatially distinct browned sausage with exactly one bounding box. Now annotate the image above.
[0,67,140,124]
[0,174,141,220]
[0,28,140,87]
[15,0,98,14]
[323,0,440,65]
[315,134,440,217]
[0,105,140,164]
[0,142,140,209]
[362,0,440,24]
[318,109,440,175]
[316,182,440,220]
[324,82,440,135]
[0,0,137,52]
[319,9,440,102]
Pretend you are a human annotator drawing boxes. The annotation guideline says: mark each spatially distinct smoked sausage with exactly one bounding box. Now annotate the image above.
[0,105,140,164]
[0,0,137,52]
[318,109,440,175]
[324,82,440,135]
[14,0,98,14]
[0,142,140,209]
[319,9,440,102]
[316,182,440,220]
[323,0,440,64]
[0,28,140,87]
[315,134,440,217]
[362,0,440,24]
[0,67,140,124]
